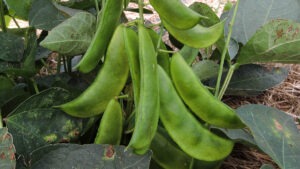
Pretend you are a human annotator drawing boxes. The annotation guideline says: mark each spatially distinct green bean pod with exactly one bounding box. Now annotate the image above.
[75,0,124,73]
[150,128,193,169]
[179,45,199,65]
[158,65,234,161]
[123,27,140,106]
[56,25,129,118]
[128,24,160,155]
[146,27,170,75]
[150,0,206,30]
[163,19,225,48]
[170,53,245,128]
[94,99,123,145]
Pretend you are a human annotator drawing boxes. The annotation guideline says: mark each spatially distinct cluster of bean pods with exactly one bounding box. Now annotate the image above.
[56,0,246,168]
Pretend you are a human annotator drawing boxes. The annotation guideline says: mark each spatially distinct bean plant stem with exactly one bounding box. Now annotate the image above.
[62,56,68,72]
[0,111,3,128]
[115,94,129,99]
[0,0,7,32]
[10,15,20,28]
[218,63,239,100]
[189,158,194,169]
[159,49,175,54]
[67,56,72,73]
[57,54,62,74]
[95,0,100,14]
[31,78,40,94]
[155,24,164,55]
[138,0,144,23]
[215,0,240,98]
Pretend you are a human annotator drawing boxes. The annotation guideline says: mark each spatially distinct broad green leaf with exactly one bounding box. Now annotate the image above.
[189,2,238,60]
[0,77,27,108]
[6,108,83,157]
[35,73,91,95]
[193,159,223,169]
[237,19,300,64]
[0,62,18,73]
[23,27,38,76]
[29,0,70,31]
[6,27,29,37]
[0,128,16,169]
[151,130,193,169]
[36,45,52,60]
[40,12,96,56]
[192,60,220,81]
[0,32,24,62]
[53,3,84,16]
[9,87,73,116]
[260,164,275,169]
[4,0,35,19]
[226,38,239,60]
[0,76,13,91]
[225,0,300,45]
[26,144,152,168]
[225,64,288,96]
[4,15,12,27]
[150,160,164,169]
[189,2,220,26]
[56,0,97,10]
[236,104,300,169]
[35,73,71,88]
[216,128,256,146]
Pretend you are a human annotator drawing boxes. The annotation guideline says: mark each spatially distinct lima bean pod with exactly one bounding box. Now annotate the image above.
[163,19,225,48]
[75,0,124,73]
[179,45,199,65]
[150,127,193,169]
[158,65,234,161]
[94,99,123,145]
[150,0,207,30]
[127,24,160,155]
[56,25,129,118]
[146,27,170,75]
[170,52,245,128]
[123,27,140,106]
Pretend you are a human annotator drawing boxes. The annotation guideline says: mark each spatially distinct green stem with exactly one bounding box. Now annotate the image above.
[11,15,20,28]
[159,49,175,54]
[147,23,161,28]
[0,111,3,128]
[125,19,138,27]
[62,56,68,72]
[95,0,100,14]
[41,58,50,71]
[0,0,7,32]
[31,78,40,94]
[218,63,239,100]
[102,0,105,8]
[67,56,72,73]
[206,86,216,92]
[155,24,164,53]
[56,54,61,74]
[214,0,240,97]
[138,0,144,23]
[115,94,129,99]
[189,158,194,169]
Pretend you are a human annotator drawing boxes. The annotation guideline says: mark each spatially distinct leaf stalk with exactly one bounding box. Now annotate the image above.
[215,0,240,98]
